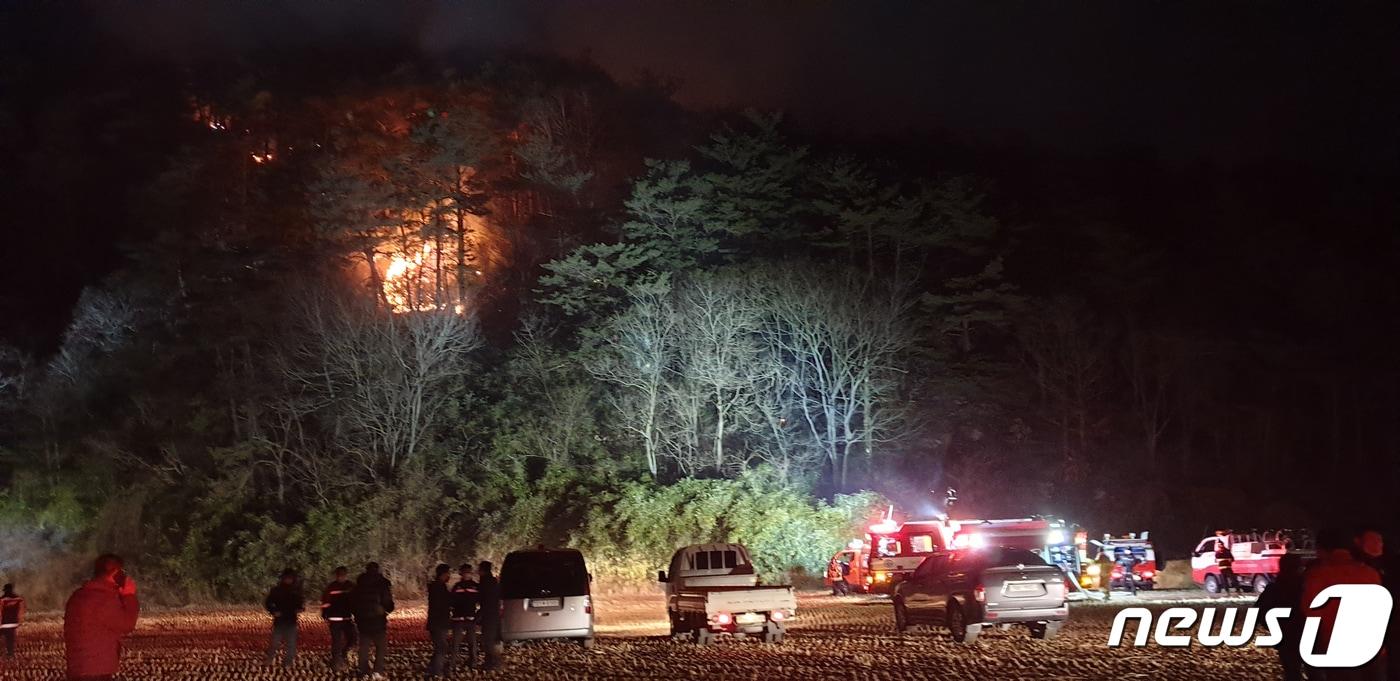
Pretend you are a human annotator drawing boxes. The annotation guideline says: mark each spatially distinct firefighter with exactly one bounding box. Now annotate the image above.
[449,563,479,672]
[1,583,25,657]
[1116,548,1139,596]
[826,558,842,595]
[263,568,304,669]
[1095,550,1116,600]
[838,557,853,596]
[64,553,140,681]
[351,562,395,679]
[477,561,503,671]
[1215,540,1241,595]
[426,563,453,677]
[320,566,356,672]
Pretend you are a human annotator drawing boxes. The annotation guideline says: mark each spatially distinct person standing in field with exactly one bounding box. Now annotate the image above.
[1,583,26,657]
[64,553,140,681]
[263,568,304,669]
[1256,552,1306,681]
[425,563,453,677]
[476,561,503,671]
[1215,538,1241,595]
[1302,527,1383,681]
[351,562,395,680]
[320,566,357,672]
[449,563,479,673]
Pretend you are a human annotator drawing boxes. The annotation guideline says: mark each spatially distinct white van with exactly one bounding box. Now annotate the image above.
[500,548,595,647]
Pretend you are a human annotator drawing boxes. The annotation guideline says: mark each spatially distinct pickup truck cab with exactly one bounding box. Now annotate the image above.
[893,547,1069,643]
[658,543,795,644]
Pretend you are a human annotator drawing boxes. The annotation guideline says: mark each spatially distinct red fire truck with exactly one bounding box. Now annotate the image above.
[946,517,1084,580]
[826,514,1082,594]
[1081,533,1159,590]
[1190,529,1314,594]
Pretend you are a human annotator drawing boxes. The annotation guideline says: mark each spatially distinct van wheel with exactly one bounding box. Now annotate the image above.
[893,597,909,634]
[577,637,594,649]
[1030,622,1062,640]
[694,628,714,646]
[1252,574,1270,593]
[1203,574,1220,594]
[947,601,979,644]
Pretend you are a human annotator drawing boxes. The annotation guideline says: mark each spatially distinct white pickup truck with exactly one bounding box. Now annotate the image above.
[658,543,796,645]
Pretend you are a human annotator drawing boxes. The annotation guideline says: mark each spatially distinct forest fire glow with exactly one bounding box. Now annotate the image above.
[380,242,474,315]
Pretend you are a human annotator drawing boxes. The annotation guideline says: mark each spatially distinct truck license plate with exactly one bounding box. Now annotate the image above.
[530,598,561,608]
[1007,583,1041,594]
[736,613,764,625]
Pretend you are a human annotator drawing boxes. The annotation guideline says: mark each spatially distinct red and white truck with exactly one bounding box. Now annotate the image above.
[1084,533,1159,590]
[826,514,1082,594]
[1190,529,1314,594]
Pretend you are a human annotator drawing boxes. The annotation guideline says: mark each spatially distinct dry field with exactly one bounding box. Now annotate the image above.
[0,591,1286,680]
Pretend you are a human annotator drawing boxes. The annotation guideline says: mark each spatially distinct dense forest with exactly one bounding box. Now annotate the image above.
[1,38,1397,605]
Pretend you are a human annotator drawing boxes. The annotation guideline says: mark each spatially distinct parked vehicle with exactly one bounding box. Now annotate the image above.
[659,543,795,644]
[501,548,595,647]
[892,547,1070,643]
[947,517,1083,581]
[858,519,948,593]
[1190,529,1313,594]
[1080,533,1159,590]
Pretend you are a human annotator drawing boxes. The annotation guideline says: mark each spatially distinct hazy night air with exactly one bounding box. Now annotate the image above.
[0,2,1397,679]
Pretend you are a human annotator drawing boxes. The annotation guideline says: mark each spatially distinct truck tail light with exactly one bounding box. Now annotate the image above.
[584,595,592,614]
[973,584,986,603]
[771,610,786,622]
[714,612,732,626]
[1142,570,1155,579]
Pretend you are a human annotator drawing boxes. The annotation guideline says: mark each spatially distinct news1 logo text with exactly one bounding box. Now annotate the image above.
[1107,584,1393,669]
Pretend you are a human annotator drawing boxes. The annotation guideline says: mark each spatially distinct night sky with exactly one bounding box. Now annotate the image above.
[2,0,1398,347]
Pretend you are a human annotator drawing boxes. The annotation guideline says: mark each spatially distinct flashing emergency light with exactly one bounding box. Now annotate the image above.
[1047,530,1066,545]
[870,519,899,534]
[848,539,864,550]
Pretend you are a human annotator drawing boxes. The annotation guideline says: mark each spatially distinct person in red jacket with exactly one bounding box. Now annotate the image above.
[1301,528,1383,681]
[64,554,140,681]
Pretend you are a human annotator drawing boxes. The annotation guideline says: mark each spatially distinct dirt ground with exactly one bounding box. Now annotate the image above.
[0,590,1287,680]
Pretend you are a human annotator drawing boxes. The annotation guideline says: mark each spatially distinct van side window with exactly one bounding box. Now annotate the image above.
[696,551,710,570]
[724,550,737,568]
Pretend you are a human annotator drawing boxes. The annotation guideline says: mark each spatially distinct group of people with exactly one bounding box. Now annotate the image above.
[1256,526,1399,681]
[262,560,505,678]
[0,553,508,680]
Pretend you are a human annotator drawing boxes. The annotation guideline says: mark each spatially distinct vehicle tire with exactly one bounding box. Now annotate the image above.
[1203,574,1220,594]
[762,621,785,645]
[694,627,713,646]
[946,601,978,644]
[893,597,909,634]
[1252,574,1270,593]
[577,637,595,649]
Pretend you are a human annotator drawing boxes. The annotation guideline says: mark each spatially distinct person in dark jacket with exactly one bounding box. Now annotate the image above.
[320,566,356,672]
[425,564,453,677]
[351,562,395,679]
[64,553,140,681]
[477,561,503,671]
[1256,553,1306,681]
[1,583,26,657]
[449,563,479,672]
[264,568,305,669]
[1215,541,1242,594]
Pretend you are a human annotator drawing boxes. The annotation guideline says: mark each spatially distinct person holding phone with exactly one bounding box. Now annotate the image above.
[64,554,140,681]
